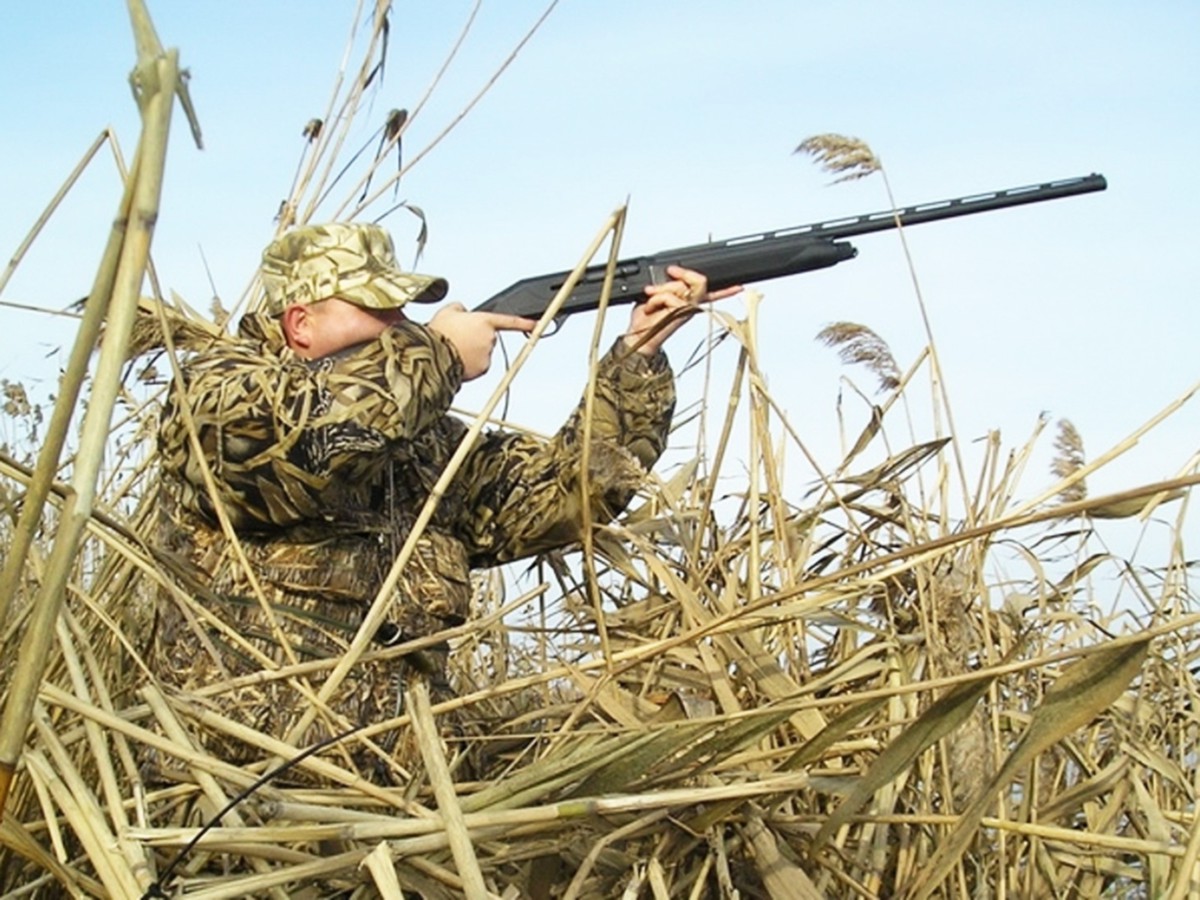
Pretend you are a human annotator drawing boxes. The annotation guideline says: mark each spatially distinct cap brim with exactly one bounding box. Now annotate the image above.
[405,273,449,304]
[340,270,449,310]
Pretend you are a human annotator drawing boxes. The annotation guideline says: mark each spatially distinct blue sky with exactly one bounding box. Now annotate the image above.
[2,2,1197,575]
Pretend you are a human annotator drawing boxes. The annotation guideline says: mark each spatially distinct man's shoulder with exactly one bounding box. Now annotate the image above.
[180,313,288,373]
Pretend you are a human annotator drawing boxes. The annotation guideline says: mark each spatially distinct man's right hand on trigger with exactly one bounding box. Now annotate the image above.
[428,303,536,380]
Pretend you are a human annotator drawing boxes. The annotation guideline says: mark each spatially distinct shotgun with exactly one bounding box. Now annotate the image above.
[473,173,1107,322]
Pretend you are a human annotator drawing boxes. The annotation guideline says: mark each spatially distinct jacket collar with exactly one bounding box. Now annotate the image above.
[237,311,290,355]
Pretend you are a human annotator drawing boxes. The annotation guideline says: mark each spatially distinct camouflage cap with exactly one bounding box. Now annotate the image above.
[260,222,448,315]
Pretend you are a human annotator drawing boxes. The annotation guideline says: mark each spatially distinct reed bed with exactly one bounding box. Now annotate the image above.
[2,3,1197,898]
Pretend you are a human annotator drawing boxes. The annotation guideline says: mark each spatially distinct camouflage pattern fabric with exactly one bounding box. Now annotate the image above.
[153,309,675,766]
[260,222,448,314]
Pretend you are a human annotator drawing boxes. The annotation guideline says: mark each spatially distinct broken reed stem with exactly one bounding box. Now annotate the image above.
[293,2,393,228]
[323,1,484,221]
[746,296,764,609]
[688,324,747,562]
[1166,784,1200,900]
[0,46,179,814]
[130,773,810,848]
[408,678,490,900]
[783,812,1191,860]
[344,0,561,220]
[29,716,149,897]
[39,682,273,795]
[561,809,670,900]
[742,807,824,900]
[169,848,368,900]
[579,204,629,674]
[174,699,418,811]
[142,685,290,899]
[52,615,132,844]
[0,143,132,634]
[0,129,112,297]
[362,841,406,897]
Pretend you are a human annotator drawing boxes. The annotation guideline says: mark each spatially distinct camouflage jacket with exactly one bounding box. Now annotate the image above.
[157,312,675,634]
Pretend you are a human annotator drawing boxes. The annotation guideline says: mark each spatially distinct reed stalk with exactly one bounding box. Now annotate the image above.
[0,150,131,634]
[1,6,1195,897]
[0,22,181,813]
[408,677,491,898]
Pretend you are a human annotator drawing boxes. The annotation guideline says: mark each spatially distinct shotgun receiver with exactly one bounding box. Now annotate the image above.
[473,173,1107,321]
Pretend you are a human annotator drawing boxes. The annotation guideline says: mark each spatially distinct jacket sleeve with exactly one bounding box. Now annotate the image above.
[160,320,463,529]
[453,339,675,566]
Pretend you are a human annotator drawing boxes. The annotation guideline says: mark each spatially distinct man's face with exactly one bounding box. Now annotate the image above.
[285,297,406,359]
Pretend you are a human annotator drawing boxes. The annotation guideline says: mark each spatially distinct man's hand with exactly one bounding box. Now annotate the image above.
[624,265,742,356]
[428,303,536,380]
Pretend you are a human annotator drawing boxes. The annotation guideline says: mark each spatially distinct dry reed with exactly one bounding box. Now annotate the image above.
[1,4,1197,899]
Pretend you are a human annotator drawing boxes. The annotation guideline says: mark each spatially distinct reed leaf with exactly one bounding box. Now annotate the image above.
[1087,488,1186,519]
[812,666,999,850]
[1,4,1194,897]
[904,637,1150,900]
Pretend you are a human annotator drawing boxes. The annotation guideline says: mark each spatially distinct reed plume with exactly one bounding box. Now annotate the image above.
[794,133,882,183]
[1051,417,1088,502]
[816,320,902,391]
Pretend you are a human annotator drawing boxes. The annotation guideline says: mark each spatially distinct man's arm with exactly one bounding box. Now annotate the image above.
[452,339,676,567]
[448,265,735,565]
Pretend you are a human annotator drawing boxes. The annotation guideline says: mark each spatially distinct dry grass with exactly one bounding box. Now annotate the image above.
[2,5,1199,899]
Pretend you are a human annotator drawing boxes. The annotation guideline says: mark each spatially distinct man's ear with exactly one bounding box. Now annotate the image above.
[280,303,313,354]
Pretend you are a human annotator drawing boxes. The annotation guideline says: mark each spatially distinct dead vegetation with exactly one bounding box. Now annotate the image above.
[1,3,1198,898]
